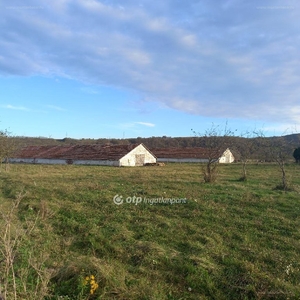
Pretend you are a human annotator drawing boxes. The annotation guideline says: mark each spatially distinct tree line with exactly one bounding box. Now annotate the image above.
[7,133,300,161]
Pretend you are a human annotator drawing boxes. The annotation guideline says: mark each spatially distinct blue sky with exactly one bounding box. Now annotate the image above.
[0,0,299,139]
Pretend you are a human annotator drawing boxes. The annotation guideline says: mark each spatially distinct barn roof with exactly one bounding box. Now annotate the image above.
[150,147,227,159]
[14,144,143,161]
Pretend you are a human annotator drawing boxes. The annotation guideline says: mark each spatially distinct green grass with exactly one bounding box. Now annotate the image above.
[1,162,300,299]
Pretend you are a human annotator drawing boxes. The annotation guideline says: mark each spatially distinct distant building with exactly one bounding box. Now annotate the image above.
[151,147,234,163]
[10,143,156,167]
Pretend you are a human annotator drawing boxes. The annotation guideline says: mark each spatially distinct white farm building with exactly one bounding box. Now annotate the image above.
[151,147,235,163]
[10,143,157,167]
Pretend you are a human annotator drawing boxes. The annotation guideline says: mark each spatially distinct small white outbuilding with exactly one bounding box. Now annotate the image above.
[10,143,157,167]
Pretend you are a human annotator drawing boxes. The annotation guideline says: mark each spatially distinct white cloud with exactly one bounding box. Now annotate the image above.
[2,105,30,111]
[123,50,151,66]
[180,34,197,48]
[46,105,66,111]
[118,122,155,129]
[135,122,155,127]
[1,0,300,125]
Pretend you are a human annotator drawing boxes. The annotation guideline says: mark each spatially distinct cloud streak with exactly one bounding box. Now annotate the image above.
[1,104,30,111]
[1,0,300,125]
[135,122,155,127]
[118,122,155,130]
[46,105,66,111]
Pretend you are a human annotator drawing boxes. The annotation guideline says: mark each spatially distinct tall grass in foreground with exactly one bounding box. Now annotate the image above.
[0,191,54,299]
[0,163,300,299]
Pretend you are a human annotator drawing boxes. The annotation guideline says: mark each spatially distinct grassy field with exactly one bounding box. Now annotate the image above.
[0,162,300,299]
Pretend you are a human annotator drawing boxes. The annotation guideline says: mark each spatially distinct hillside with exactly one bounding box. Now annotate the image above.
[10,133,300,161]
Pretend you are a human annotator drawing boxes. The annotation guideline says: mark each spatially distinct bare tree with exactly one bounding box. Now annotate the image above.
[0,130,16,171]
[192,122,235,183]
[255,130,293,191]
[238,131,258,181]
[271,137,292,191]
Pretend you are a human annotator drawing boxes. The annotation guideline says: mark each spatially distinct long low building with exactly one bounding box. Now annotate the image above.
[151,147,235,163]
[10,143,157,167]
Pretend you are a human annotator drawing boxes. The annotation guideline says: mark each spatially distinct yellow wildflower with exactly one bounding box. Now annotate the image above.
[84,274,99,295]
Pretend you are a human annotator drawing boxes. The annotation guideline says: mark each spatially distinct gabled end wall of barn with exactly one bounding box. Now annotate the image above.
[218,148,235,163]
[119,144,156,166]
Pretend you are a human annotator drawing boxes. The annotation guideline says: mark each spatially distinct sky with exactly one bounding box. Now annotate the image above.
[0,0,299,139]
